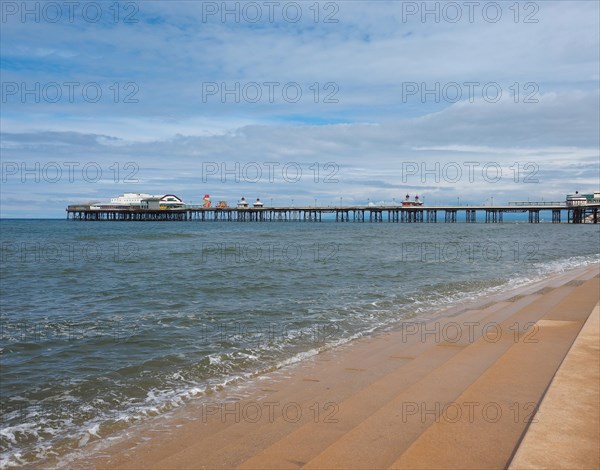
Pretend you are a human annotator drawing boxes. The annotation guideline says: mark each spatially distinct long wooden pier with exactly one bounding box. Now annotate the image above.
[66,204,600,223]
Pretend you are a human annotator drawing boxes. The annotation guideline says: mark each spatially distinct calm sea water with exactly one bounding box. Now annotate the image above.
[1,219,599,467]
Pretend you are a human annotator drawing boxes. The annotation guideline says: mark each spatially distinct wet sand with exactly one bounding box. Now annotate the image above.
[65,263,600,469]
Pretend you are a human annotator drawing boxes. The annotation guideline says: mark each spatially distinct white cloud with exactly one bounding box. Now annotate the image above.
[1,1,598,216]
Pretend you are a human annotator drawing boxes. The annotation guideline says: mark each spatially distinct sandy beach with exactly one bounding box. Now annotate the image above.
[66,263,599,470]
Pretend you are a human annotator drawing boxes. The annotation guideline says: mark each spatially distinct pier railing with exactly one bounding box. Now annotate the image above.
[507,201,564,206]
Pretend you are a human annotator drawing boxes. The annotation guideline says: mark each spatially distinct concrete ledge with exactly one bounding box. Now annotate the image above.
[509,303,600,469]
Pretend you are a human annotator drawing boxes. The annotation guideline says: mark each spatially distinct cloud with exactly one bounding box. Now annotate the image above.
[1,1,598,217]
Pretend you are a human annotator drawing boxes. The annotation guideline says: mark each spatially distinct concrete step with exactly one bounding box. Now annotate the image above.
[234,294,565,469]
[389,276,600,469]
[302,279,597,469]
[508,302,600,469]
[243,285,583,469]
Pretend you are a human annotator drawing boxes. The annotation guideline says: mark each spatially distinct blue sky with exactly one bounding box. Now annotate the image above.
[1,0,599,217]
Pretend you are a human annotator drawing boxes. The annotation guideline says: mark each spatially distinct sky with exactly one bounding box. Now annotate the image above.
[1,0,599,217]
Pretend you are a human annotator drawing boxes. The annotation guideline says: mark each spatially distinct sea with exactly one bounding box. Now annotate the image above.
[1,219,599,467]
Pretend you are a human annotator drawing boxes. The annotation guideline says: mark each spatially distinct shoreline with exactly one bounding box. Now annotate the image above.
[48,262,600,469]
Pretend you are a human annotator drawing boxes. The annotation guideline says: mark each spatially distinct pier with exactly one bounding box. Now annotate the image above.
[66,203,600,224]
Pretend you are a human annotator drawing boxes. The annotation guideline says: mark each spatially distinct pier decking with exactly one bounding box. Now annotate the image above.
[66,204,600,223]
